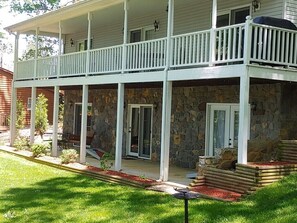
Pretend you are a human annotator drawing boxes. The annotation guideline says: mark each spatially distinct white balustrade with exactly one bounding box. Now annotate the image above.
[171,31,210,67]
[214,24,245,64]
[60,51,87,77]
[126,38,167,71]
[89,45,122,74]
[250,23,297,67]
[37,56,58,78]
[15,60,35,80]
[14,22,297,80]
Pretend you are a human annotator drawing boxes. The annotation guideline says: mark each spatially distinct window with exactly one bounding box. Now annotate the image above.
[129,26,155,43]
[217,6,250,28]
[27,97,32,110]
[78,39,93,51]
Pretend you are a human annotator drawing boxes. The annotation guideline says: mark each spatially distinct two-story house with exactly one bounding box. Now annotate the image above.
[5,0,297,182]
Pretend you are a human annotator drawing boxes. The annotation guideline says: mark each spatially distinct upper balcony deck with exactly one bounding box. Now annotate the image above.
[15,20,297,81]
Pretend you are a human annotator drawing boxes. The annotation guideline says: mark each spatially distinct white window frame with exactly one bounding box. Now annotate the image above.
[217,4,252,27]
[129,25,155,43]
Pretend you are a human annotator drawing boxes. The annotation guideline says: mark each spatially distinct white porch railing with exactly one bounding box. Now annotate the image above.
[214,23,245,64]
[16,59,35,80]
[89,45,122,74]
[37,56,58,78]
[126,38,167,71]
[250,24,297,67]
[171,30,211,67]
[60,51,87,77]
[14,21,297,81]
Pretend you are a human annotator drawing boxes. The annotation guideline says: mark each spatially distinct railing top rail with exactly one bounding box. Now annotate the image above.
[37,55,59,61]
[251,22,297,33]
[18,59,35,63]
[215,23,245,31]
[60,50,87,57]
[126,37,167,46]
[172,29,211,38]
[89,44,123,52]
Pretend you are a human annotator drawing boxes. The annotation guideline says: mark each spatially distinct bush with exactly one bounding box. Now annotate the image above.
[60,149,78,164]
[100,153,113,171]
[13,136,30,151]
[31,143,50,157]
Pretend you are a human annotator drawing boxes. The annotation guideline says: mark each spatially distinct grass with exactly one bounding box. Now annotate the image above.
[0,151,297,223]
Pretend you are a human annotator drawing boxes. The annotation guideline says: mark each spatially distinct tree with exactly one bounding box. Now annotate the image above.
[35,93,49,138]
[16,98,26,132]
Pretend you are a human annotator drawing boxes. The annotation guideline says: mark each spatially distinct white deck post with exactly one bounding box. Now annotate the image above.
[160,0,174,182]
[30,87,37,144]
[243,16,252,65]
[80,85,89,163]
[115,83,125,171]
[52,86,60,157]
[209,0,217,66]
[86,12,92,76]
[34,27,39,79]
[160,80,173,181]
[10,85,17,146]
[10,33,19,146]
[121,0,128,73]
[238,70,250,164]
[57,21,62,78]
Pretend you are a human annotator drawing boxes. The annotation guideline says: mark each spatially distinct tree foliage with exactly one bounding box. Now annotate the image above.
[10,0,61,15]
[35,94,49,138]
[16,98,26,131]
[20,36,59,61]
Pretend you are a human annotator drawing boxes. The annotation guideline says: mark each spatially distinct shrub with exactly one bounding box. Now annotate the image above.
[13,136,30,151]
[60,149,78,164]
[35,93,49,138]
[31,143,50,157]
[100,153,113,171]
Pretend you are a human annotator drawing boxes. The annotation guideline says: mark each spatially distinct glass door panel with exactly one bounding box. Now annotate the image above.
[128,105,153,159]
[139,107,152,158]
[129,107,140,155]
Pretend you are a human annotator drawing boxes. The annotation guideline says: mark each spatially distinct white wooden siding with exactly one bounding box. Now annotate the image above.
[285,0,297,24]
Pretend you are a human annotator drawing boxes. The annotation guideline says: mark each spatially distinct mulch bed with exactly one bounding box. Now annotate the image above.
[191,186,242,202]
[86,166,157,184]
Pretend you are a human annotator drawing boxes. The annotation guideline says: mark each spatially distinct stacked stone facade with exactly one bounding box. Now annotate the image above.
[63,82,285,169]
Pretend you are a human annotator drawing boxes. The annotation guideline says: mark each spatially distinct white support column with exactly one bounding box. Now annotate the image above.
[160,79,173,181]
[160,0,174,182]
[209,0,217,66]
[10,85,17,146]
[58,21,62,78]
[30,87,37,144]
[238,70,250,164]
[10,33,19,145]
[115,83,125,171]
[34,28,39,79]
[86,12,92,76]
[80,85,89,163]
[121,0,128,73]
[52,86,60,157]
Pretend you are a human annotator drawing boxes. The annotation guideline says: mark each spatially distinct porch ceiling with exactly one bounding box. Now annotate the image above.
[5,0,200,36]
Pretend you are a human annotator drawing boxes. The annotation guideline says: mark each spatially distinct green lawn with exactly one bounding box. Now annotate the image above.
[0,151,297,223]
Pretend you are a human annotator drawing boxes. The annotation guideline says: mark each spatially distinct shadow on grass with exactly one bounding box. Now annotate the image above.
[0,173,184,222]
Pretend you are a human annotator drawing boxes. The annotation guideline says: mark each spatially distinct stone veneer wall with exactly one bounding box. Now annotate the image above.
[63,83,282,169]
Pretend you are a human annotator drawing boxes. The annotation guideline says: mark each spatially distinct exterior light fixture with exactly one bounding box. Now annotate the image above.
[252,0,260,12]
[70,38,74,47]
[154,20,159,31]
